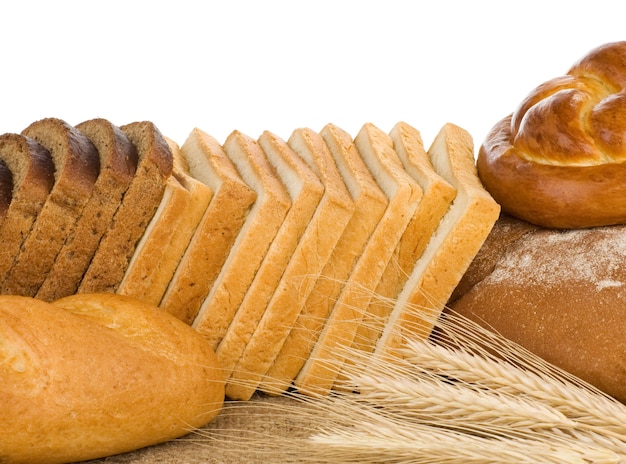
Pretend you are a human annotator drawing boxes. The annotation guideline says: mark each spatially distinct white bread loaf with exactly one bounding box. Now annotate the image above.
[294,123,423,396]
[159,128,257,323]
[192,131,292,350]
[215,130,325,396]
[2,118,100,297]
[373,123,500,358]
[227,128,355,400]
[262,123,388,395]
[0,293,223,464]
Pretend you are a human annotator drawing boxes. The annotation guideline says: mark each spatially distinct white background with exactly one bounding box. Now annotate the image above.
[0,1,623,154]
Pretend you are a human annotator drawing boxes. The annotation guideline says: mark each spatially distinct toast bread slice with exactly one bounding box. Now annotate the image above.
[373,123,500,359]
[294,123,422,396]
[192,131,291,349]
[159,129,257,323]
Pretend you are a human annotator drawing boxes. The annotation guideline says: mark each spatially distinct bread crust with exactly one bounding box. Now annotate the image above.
[0,293,223,464]
[478,41,626,228]
[448,214,626,403]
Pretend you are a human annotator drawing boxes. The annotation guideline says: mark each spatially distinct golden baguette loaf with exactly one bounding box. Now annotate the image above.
[447,213,626,403]
[477,41,626,229]
[0,293,224,464]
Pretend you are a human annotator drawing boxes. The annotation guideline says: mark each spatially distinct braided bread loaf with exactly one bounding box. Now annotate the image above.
[478,41,626,229]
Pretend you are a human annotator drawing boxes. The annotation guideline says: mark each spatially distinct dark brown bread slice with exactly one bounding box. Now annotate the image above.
[2,118,100,296]
[0,134,54,283]
[0,160,11,225]
[79,121,173,294]
[36,119,138,300]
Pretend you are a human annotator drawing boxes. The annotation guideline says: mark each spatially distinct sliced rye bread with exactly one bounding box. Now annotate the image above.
[117,137,213,306]
[2,118,100,296]
[36,118,138,300]
[293,122,423,396]
[226,128,354,401]
[0,134,54,281]
[79,121,173,294]
[350,121,457,354]
[215,130,325,394]
[159,128,256,323]
[192,130,291,350]
[0,159,11,226]
[260,123,387,395]
[373,123,500,359]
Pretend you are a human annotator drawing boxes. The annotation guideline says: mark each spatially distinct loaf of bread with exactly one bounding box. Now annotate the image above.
[447,213,626,403]
[477,41,626,229]
[0,293,224,464]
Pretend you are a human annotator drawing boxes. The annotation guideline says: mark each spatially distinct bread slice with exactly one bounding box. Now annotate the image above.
[192,130,291,350]
[350,121,457,354]
[117,138,213,306]
[373,123,500,359]
[116,173,191,302]
[36,119,138,300]
[226,128,354,400]
[0,159,11,226]
[159,128,256,323]
[2,118,100,296]
[79,121,173,294]
[215,130,325,393]
[293,122,422,396]
[261,123,387,395]
[0,134,54,282]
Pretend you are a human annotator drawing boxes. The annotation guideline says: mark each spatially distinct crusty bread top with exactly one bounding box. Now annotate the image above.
[478,41,626,228]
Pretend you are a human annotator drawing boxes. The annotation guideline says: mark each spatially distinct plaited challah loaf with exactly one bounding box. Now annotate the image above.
[477,41,626,228]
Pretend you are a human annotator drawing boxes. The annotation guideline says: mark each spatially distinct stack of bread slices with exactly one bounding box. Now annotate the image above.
[0,117,500,400]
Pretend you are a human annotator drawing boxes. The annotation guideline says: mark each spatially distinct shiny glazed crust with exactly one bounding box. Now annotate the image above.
[478,41,626,228]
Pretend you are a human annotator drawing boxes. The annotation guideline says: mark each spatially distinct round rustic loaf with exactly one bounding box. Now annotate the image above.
[477,41,626,228]
[0,293,224,464]
[447,214,626,403]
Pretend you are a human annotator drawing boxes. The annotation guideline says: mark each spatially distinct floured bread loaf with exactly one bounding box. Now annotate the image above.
[117,138,213,306]
[215,130,324,397]
[447,214,626,403]
[79,121,173,294]
[2,118,100,296]
[0,134,54,282]
[192,131,291,350]
[160,128,256,323]
[294,123,422,396]
[262,123,387,395]
[36,118,138,300]
[373,123,500,359]
[228,128,354,400]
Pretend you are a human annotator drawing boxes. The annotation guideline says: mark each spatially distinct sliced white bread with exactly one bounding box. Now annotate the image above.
[0,134,54,283]
[260,123,387,395]
[215,130,324,393]
[116,173,191,301]
[37,119,138,300]
[226,128,355,401]
[79,121,173,294]
[192,130,292,350]
[373,123,500,359]
[350,121,457,354]
[118,138,213,306]
[159,128,256,323]
[293,123,423,396]
[3,118,100,296]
